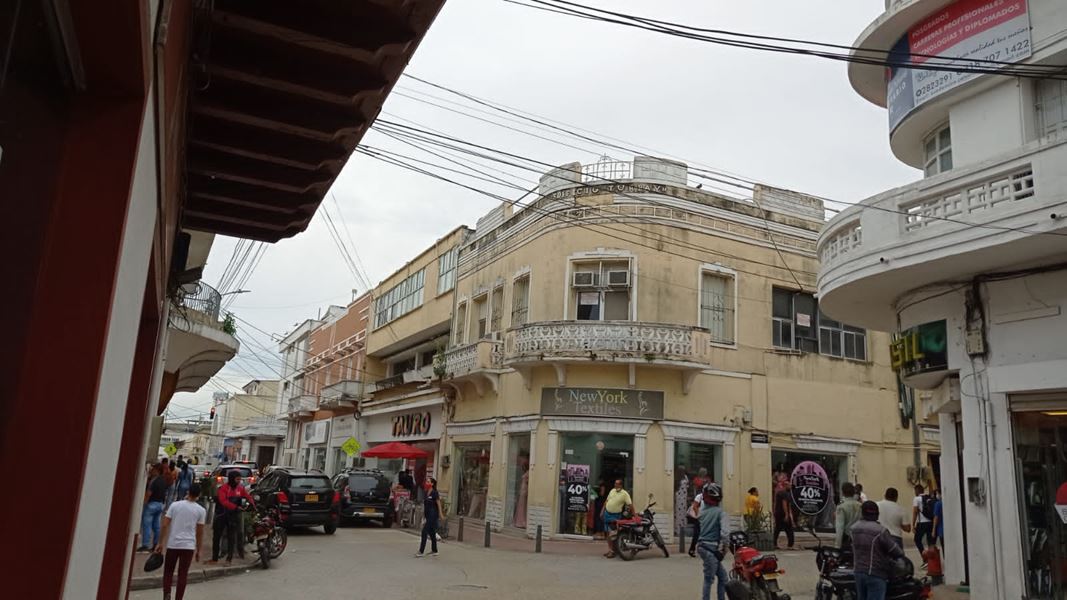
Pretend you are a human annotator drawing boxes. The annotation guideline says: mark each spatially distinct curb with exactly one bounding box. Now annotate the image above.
[130,561,260,591]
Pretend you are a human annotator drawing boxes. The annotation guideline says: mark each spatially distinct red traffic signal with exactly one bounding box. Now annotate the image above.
[209,407,216,420]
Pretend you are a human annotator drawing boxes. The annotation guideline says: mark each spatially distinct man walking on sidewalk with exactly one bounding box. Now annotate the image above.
[155,483,207,600]
[835,482,862,552]
[140,464,168,552]
[911,484,935,559]
[416,477,443,557]
[851,501,905,600]
[876,487,911,550]
[695,483,729,600]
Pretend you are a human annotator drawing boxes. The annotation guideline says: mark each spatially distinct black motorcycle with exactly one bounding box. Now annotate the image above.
[613,494,670,560]
[810,529,930,600]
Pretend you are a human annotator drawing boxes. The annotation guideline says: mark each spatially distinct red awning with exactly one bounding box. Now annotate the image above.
[360,441,429,459]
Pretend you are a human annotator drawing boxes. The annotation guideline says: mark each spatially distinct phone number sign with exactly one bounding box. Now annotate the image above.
[790,461,831,516]
[887,0,1031,131]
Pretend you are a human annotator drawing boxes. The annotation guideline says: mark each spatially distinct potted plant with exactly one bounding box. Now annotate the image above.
[743,507,774,551]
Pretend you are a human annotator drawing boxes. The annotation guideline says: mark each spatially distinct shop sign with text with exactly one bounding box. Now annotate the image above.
[541,387,664,420]
[890,320,949,381]
[887,0,1031,130]
[392,412,433,437]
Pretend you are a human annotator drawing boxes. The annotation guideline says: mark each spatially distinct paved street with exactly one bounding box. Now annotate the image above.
[131,526,968,600]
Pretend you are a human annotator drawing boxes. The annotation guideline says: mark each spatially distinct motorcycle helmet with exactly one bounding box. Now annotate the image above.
[702,482,723,501]
[890,556,914,580]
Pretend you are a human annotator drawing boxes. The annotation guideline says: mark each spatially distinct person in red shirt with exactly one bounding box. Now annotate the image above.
[206,470,254,565]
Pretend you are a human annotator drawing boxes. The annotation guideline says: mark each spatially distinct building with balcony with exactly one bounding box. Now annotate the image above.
[355,227,472,490]
[399,155,930,540]
[283,293,372,475]
[211,380,282,467]
[817,0,1067,595]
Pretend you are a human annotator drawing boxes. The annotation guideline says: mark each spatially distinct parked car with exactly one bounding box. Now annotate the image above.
[253,468,340,534]
[332,468,395,528]
[209,464,258,490]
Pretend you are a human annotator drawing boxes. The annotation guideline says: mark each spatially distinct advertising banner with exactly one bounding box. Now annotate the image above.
[887,0,1031,130]
[790,461,832,516]
[540,387,664,420]
[565,464,591,512]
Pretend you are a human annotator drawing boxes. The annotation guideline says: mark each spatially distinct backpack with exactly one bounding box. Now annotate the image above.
[920,494,936,520]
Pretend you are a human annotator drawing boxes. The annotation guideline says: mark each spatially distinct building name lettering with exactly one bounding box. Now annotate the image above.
[548,183,669,201]
[392,412,432,437]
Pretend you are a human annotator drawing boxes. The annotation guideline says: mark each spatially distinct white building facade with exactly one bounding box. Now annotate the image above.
[819,1,1067,597]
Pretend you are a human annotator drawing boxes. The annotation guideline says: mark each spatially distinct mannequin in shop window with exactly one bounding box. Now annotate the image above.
[675,466,690,537]
[512,461,529,529]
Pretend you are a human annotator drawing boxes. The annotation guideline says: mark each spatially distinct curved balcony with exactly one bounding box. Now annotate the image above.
[285,395,317,419]
[165,281,239,394]
[439,339,505,396]
[503,321,712,393]
[817,139,1067,331]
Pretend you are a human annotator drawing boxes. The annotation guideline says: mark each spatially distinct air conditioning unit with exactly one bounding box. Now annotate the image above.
[606,270,630,287]
[573,271,599,287]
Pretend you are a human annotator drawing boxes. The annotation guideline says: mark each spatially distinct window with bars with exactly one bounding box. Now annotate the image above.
[771,288,817,353]
[923,124,953,177]
[700,271,735,344]
[512,275,530,326]
[437,247,458,294]
[454,301,467,345]
[1037,78,1067,140]
[490,286,504,333]
[373,269,425,328]
[473,295,488,338]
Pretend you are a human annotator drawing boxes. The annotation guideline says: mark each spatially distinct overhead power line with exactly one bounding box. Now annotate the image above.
[502,0,1067,81]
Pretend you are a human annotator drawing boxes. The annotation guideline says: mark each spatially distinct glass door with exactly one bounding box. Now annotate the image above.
[557,433,634,536]
[455,443,491,519]
[505,435,531,528]
[1013,410,1067,600]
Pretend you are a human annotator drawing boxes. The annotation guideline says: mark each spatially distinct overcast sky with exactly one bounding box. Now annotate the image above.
[165,0,918,420]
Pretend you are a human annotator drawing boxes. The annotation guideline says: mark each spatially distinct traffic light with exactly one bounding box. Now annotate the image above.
[210,407,216,420]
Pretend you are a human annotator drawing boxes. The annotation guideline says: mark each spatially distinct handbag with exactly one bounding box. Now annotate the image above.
[144,551,164,572]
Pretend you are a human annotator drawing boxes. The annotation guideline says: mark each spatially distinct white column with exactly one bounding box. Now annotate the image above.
[723,443,735,479]
[547,431,559,468]
[529,432,538,467]
[664,437,675,475]
[635,434,647,474]
[937,413,966,585]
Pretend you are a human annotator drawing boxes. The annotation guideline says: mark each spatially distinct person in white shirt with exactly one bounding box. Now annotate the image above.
[876,487,911,549]
[911,484,935,556]
[156,483,207,600]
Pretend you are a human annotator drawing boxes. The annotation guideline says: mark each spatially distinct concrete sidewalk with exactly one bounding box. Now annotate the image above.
[128,534,260,591]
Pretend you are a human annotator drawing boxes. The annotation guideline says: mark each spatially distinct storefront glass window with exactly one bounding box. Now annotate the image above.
[772,450,847,530]
[674,442,721,532]
[312,447,327,473]
[455,443,491,519]
[332,448,347,476]
[558,433,634,536]
[1013,410,1067,600]
[505,435,531,529]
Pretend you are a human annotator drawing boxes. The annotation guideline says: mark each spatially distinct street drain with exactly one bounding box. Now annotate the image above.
[446,584,489,591]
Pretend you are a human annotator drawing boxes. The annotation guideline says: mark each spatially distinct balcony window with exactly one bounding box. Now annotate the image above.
[454,301,467,345]
[1037,79,1067,141]
[490,286,504,334]
[437,247,458,294]
[512,275,530,326]
[700,270,736,345]
[374,269,425,328]
[922,124,952,177]
[571,259,632,321]
[818,310,867,361]
[474,295,488,338]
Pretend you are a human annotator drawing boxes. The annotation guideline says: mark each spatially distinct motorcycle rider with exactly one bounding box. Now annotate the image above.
[850,501,905,600]
[207,470,254,565]
[695,482,730,600]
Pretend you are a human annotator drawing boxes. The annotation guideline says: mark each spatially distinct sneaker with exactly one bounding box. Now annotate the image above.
[415,552,425,558]
[430,552,439,557]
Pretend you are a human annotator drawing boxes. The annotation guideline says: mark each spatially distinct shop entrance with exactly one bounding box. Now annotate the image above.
[505,434,531,529]
[1012,408,1067,600]
[772,449,848,531]
[455,443,491,519]
[557,433,634,536]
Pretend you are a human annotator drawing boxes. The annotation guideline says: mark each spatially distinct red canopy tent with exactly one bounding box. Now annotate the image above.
[360,441,429,459]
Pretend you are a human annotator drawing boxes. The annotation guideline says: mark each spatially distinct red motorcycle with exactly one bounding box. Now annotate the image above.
[725,530,791,600]
[612,496,670,560]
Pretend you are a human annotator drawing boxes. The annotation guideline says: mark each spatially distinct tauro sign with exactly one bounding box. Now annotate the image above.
[392,412,432,437]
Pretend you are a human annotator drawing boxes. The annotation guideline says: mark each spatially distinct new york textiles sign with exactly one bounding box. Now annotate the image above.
[540,387,664,420]
[887,0,1031,131]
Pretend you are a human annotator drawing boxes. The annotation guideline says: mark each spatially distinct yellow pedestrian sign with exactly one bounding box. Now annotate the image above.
[164,443,177,457]
[341,437,361,457]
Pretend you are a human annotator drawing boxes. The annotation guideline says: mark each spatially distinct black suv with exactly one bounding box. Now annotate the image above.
[332,468,395,528]
[253,468,340,534]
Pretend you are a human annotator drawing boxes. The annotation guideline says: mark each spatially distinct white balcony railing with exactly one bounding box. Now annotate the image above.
[441,340,503,379]
[504,321,711,365]
[321,380,364,402]
[901,167,1034,232]
[287,395,316,414]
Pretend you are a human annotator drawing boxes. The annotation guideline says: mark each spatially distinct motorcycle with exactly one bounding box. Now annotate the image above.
[725,531,791,600]
[225,499,287,569]
[809,528,930,600]
[613,494,670,560]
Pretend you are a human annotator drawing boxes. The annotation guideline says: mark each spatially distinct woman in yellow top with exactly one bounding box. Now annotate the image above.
[744,487,761,516]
